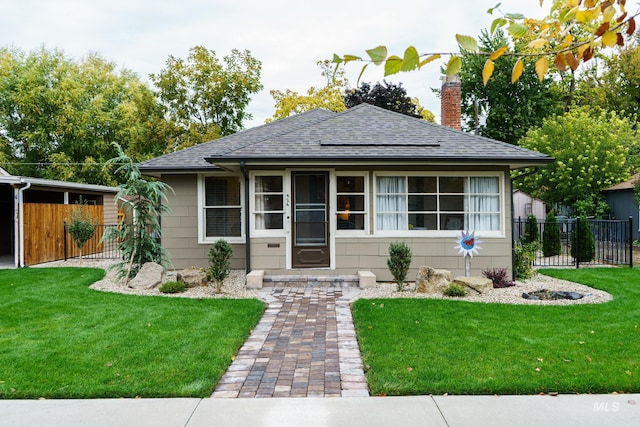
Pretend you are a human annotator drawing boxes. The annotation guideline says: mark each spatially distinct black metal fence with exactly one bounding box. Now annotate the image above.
[513,216,634,268]
[64,224,120,260]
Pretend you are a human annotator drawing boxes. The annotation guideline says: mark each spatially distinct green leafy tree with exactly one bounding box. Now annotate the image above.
[268,60,347,122]
[542,211,561,257]
[387,241,412,291]
[575,45,640,120]
[102,143,173,284]
[67,197,97,258]
[344,80,434,120]
[151,46,262,150]
[571,216,595,263]
[515,108,639,208]
[208,239,233,293]
[460,29,562,144]
[0,47,167,185]
[523,214,540,244]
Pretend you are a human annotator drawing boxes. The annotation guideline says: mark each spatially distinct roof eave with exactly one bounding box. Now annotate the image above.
[204,155,554,170]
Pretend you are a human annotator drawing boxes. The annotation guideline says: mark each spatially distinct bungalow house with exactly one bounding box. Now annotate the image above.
[603,172,640,242]
[138,98,553,281]
[0,167,119,268]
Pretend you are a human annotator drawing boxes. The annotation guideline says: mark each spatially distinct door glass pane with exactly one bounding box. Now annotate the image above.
[294,174,327,246]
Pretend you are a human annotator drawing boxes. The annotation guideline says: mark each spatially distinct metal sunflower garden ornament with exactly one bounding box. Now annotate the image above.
[454,231,483,277]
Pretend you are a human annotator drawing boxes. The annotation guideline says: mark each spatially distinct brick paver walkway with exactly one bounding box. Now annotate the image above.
[212,286,369,398]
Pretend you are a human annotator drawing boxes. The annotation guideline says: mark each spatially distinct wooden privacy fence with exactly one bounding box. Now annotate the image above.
[23,203,105,266]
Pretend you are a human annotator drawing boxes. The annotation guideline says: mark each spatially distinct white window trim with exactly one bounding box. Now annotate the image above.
[197,173,245,244]
[250,171,287,238]
[373,171,505,238]
[334,171,369,237]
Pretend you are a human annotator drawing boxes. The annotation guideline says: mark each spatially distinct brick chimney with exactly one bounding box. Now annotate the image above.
[441,74,461,130]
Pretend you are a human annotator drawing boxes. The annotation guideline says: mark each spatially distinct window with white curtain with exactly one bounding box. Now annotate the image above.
[376,174,501,233]
[377,176,407,230]
[465,176,500,231]
[254,175,284,230]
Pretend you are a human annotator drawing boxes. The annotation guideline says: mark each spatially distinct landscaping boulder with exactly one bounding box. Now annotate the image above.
[177,268,208,288]
[416,266,451,293]
[128,262,165,290]
[453,276,493,294]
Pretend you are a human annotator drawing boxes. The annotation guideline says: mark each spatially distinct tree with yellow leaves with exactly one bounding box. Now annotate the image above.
[267,60,348,123]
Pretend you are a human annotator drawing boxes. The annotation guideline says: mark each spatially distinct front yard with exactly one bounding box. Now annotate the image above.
[352,268,640,396]
[0,267,264,399]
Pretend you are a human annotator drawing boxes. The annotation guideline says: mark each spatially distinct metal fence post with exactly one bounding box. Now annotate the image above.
[630,216,634,269]
[575,217,580,269]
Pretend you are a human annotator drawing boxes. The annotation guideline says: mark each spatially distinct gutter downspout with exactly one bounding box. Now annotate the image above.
[240,161,251,274]
[17,180,31,268]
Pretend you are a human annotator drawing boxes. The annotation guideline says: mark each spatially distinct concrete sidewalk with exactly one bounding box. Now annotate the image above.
[1,394,638,427]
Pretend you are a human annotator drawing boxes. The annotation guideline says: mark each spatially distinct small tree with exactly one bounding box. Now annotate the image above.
[513,242,537,280]
[208,239,233,293]
[571,216,595,263]
[67,196,97,258]
[102,143,173,284]
[387,241,412,291]
[523,214,539,244]
[542,211,561,257]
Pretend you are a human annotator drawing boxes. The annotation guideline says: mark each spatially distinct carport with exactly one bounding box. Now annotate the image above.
[0,167,119,268]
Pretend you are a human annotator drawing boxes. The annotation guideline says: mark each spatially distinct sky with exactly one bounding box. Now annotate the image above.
[0,0,546,128]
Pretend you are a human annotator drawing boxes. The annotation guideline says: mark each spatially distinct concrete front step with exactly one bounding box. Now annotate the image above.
[247,270,376,289]
[263,274,359,288]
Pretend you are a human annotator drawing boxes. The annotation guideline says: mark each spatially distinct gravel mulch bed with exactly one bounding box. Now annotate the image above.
[34,259,612,305]
[358,274,612,305]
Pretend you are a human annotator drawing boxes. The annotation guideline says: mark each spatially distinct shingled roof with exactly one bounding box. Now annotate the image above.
[138,103,553,173]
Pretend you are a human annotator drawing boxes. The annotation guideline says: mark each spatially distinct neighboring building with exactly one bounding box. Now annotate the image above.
[513,189,546,221]
[0,167,120,267]
[603,173,640,242]
[138,99,552,280]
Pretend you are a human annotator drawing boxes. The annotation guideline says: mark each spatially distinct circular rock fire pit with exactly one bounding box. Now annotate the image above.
[522,289,586,301]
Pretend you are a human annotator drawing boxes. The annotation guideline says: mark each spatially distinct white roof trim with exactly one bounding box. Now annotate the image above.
[0,174,119,193]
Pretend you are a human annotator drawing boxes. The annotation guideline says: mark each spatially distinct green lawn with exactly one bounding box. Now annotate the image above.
[0,267,264,399]
[352,268,640,396]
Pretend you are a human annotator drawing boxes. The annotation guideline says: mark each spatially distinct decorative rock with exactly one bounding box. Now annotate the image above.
[453,276,493,294]
[128,262,165,290]
[416,266,451,293]
[177,268,209,288]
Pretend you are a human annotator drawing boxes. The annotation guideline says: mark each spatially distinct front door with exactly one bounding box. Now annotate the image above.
[291,172,330,268]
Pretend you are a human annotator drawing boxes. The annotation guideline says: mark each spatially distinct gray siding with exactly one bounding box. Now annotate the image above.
[605,190,640,241]
[161,174,245,270]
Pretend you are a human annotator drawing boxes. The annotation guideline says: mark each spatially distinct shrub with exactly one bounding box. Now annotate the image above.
[523,214,539,244]
[387,241,412,291]
[542,211,562,257]
[208,239,233,293]
[159,281,186,294]
[514,242,537,280]
[443,283,467,297]
[482,267,515,288]
[571,216,595,262]
[67,197,97,258]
